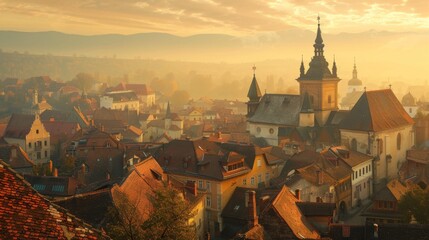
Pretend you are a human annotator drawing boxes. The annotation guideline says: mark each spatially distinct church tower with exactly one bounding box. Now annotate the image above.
[296,17,341,126]
[247,65,262,117]
[347,58,363,93]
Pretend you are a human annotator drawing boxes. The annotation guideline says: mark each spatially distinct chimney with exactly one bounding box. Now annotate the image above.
[49,160,53,174]
[217,131,221,139]
[317,170,323,185]
[53,168,58,177]
[295,189,301,200]
[247,190,258,228]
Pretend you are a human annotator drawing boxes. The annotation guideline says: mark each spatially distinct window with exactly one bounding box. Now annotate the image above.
[265,173,270,182]
[366,166,368,173]
[258,175,262,183]
[198,180,203,189]
[256,127,261,133]
[52,185,65,192]
[206,181,211,191]
[359,169,361,177]
[36,129,39,134]
[28,142,32,148]
[44,151,48,158]
[257,159,261,167]
[251,177,255,185]
[206,196,211,207]
[243,178,247,185]
[33,184,46,191]
[397,133,402,150]
[351,138,357,151]
[37,152,41,159]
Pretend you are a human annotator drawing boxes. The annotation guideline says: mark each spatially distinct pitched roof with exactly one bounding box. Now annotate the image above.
[248,94,301,125]
[103,90,138,102]
[111,156,165,222]
[3,113,35,139]
[270,186,320,239]
[340,89,414,132]
[109,83,154,95]
[296,202,336,217]
[0,161,109,239]
[0,144,34,170]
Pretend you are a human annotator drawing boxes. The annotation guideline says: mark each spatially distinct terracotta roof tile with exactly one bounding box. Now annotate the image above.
[0,160,109,239]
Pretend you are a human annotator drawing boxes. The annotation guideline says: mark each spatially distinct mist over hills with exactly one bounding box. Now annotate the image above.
[0,29,428,100]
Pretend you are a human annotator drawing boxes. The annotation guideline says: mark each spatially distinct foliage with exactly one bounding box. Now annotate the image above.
[69,72,97,90]
[398,187,429,224]
[106,190,144,240]
[170,90,191,107]
[106,186,197,240]
[60,154,76,174]
[141,187,197,240]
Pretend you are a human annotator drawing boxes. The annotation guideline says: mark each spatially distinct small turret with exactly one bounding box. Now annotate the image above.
[300,55,305,77]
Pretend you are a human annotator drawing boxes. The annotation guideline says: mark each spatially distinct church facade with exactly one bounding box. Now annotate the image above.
[247,18,341,147]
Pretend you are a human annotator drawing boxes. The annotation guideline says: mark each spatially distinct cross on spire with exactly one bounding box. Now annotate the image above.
[317,14,320,25]
[252,65,256,75]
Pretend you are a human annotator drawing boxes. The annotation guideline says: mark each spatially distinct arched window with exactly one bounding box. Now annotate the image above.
[351,138,357,151]
[397,133,402,150]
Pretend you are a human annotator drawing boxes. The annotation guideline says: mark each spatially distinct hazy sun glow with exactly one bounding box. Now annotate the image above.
[0,0,428,35]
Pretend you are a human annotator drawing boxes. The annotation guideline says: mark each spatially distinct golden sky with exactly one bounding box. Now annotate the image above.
[1,0,428,35]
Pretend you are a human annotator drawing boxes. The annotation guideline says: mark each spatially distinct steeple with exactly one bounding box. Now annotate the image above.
[300,55,305,77]
[332,55,337,77]
[165,101,171,119]
[348,57,362,87]
[352,57,357,79]
[247,65,262,102]
[314,15,325,57]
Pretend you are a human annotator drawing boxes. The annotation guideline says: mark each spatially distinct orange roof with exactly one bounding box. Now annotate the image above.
[340,89,414,132]
[111,157,165,221]
[0,161,108,239]
[271,186,320,239]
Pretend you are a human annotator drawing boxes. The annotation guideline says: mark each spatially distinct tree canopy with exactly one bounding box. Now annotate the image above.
[398,187,429,224]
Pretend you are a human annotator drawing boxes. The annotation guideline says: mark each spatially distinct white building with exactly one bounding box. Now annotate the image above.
[100,90,140,114]
[401,92,419,118]
[339,89,415,185]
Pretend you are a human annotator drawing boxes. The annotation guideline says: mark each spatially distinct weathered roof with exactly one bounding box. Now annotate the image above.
[374,179,407,202]
[0,144,34,170]
[111,156,165,222]
[3,113,35,139]
[103,90,138,102]
[328,146,372,168]
[270,186,320,239]
[0,161,109,239]
[248,94,301,125]
[296,202,336,217]
[340,89,414,132]
[340,91,364,109]
[325,110,350,126]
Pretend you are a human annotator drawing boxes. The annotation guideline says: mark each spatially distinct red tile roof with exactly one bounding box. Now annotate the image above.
[340,89,414,132]
[0,161,109,239]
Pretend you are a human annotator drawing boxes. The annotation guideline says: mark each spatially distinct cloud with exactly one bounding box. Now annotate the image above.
[0,0,428,35]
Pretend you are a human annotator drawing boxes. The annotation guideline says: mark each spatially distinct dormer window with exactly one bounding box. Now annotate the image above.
[227,161,244,171]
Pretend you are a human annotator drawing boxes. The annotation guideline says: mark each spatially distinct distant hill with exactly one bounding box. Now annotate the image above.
[0,29,428,98]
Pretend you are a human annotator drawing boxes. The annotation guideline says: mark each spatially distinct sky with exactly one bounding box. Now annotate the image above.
[1,0,429,36]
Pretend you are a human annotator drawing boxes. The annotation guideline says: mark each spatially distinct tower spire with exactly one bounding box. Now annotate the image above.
[166,101,171,119]
[300,55,305,77]
[332,55,337,77]
[352,57,358,79]
[314,15,324,57]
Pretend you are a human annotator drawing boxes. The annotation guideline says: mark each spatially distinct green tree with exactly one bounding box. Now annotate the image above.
[69,72,97,90]
[141,187,197,240]
[106,186,197,240]
[398,187,429,223]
